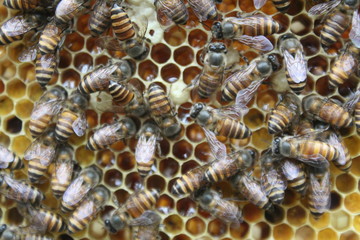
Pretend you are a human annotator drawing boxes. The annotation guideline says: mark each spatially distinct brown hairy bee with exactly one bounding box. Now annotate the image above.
[196,190,243,223]
[55,91,89,142]
[344,88,360,133]
[253,0,292,12]
[302,94,353,128]
[280,158,307,195]
[104,189,160,233]
[267,91,301,134]
[68,185,110,234]
[60,165,102,213]
[0,144,24,170]
[154,0,188,26]
[35,53,58,88]
[38,19,69,55]
[86,117,137,151]
[0,173,44,205]
[24,127,58,183]
[131,211,161,240]
[51,144,75,198]
[0,224,53,240]
[279,34,308,94]
[3,0,51,11]
[211,14,281,51]
[29,86,68,138]
[0,14,46,46]
[89,0,113,37]
[55,0,91,25]
[187,0,218,22]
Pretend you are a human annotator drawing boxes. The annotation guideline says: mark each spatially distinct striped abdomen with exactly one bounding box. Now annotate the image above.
[89,1,111,37]
[137,158,155,178]
[272,0,291,12]
[198,66,223,98]
[171,165,207,195]
[239,177,272,210]
[162,0,188,24]
[0,27,22,45]
[329,54,357,88]
[333,140,352,172]
[29,114,52,138]
[109,82,134,105]
[37,209,67,232]
[148,84,172,117]
[320,12,348,47]
[216,118,252,139]
[36,53,57,87]
[318,102,353,128]
[291,139,339,162]
[3,0,40,10]
[125,189,159,218]
[51,166,72,199]
[263,177,285,204]
[7,182,44,205]
[111,4,135,41]
[355,102,360,133]
[242,17,280,36]
[55,0,90,25]
[205,160,238,183]
[78,71,109,95]
[282,160,307,194]
[55,110,77,142]
[188,0,217,21]
[6,154,24,170]
[68,200,96,233]
[60,199,78,213]
[28,159,47,183]
[268,105,295,134]
[38,24,63,54]
[20,234,53,240]
[286,69,306,94]
[221,70,258,102]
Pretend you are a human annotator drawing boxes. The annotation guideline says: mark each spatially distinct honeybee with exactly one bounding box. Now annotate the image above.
[280,158,307,195]
[253,0,292,12]
[29,86,68,138]
[302,94,353,128]
[196,190,242,224]
[38,19,69,55]
[0,144,23,170]
[60,165,102,213]
[0,173,44,205]
[291,115,316,136]
[89,0,113,37]
[86,117,137,151]
[0,14,46,46]
[267,92,301,134]
[3,0,53,12]
[146,83,181,138]
[135,123,162,178]
[307,166,331,219]
[24,127,58,183]
[211,14,281,51]
[187,0,218,22]
[131,211,161,240]
[309,0,359,48]
[329,43,360,88]
[68,185,110,234]
[154,0,188,26]
[54,91,89,142]
[51,144,75,198]
[104,189,160,233]
[77,60,135,95]
[0,224,53,240]
[55,0,91,25]
[344,88,360,133]
[279,34,307,94]
[35,53,58,88]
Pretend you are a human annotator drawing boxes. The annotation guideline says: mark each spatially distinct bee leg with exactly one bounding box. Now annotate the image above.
[156,142,164,158]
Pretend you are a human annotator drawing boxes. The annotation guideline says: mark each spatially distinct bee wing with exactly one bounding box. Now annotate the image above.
[155,0,182,26]
[327,133,347,165]
[2,175,33,200]
[261,168,287,194]
[63,177,90,204]
[283,49,307,83]
[344,89,360,111]
[85,64,119,87]
[2,16,35,37]
[281,160,301,180]
[224,61,257,85]
[30,100,64,120]
[24,139,57,166]
[308,0,340,16]
[93,123,124,145]
[0,145,15,168]
[55,161,73,184]
[210,196,243,224]
[18,45,38,62]
[253,0,267,9]
[76,199,97,219]
[350,10,360,48]
[72,113,88,137]
[309,171,331,210]
[129,211,161,226]
[203,128,227,160]
[96,37,124,51]
[56,0,89,18]
[134,16,148,41]
[234,35,274,52]
[135,135,157,164]
[235,78,263,109]
[296,153,330,168]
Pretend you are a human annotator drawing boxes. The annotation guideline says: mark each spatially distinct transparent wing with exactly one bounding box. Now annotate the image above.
[93,123,124,146]
[18,45,37,62]
[308,0,340,16]
[84,64,119,88]
[63,177,90,204]
[261,168,287,195]
[309,171,331,210]
[350,10,360,48]
[24,139,57,166]
[55,161,72,184]
[2,16,35,37]
[235,78,264,110]
[31,100,64,120]
[96,36,124,51]
[328,133,346,165]
[135,135,156,164]
[56,0,89,18]
[187,0,211,22]
[296,153,330,168]
[3,175,31,200]
[129,211,161,226]
[0,145,15,168]
[344,89,360,111]
[224,61,257,85]
[281,160,301,180]
[134,16,148,41]
[234,35,274,51]
[283,50,307,83]
[76,199,97,219]
[253,0,267,9]
[72,113,87,136]
[203,128,227,160]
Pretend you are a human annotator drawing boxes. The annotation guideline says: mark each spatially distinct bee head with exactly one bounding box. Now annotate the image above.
[121,117,137,136]
[162,119,181,138]
[208,42,227,53]
[51,85,68,100]
[344,0,358,8]
[302,94,318,113]
[105,213,127,233]
[199,191,213,205]
[70,92,89,109]
[211,22,223,39]
[190,103,204,119]
[272,137,282,155]
[122,59,136,77]
[279,33,295,43]
[267,54,281,72]
[256,60,272,75]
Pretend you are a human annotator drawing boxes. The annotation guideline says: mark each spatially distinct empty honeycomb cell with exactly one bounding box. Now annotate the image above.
[172,234,190,240]
[0,131,10,147]
[351,156,360,176]
[156,194,174,214]
[174,46,194,66]
[104,169,122,188]
[0,95,13,115]
[340,231,360,240]
[4,115,22,134]
[186,217,206,236]
[244,109,265,129]
[96,150,115,168]
[186,123,205,143]
[177,197,197,217]
[138,60,158,81]
[6,207,23,225]
[85,109,98,128]
[125,172,142,191]
[331,210,351,231]
[61,68,81,89]
[113,189,129,206]
[11,135,30,155]
[164,26,187,46]
[343,136,360,156]
[74,52,93,73]
[251,128,272,150]
[273,13,290,34]
[287,206,307,226]
[27,82,44,102]
[0,60,16,80]
[7,79,25,99]
[308,55,328,76]
[256,90,278,111]
[344,193,360,213]
[208,219,227,237]
[183,66,201,85]
[290,14,313,36]
[110,140,126,152]
[88,221,107,239]
[77,14,90,35]
[308,212,330,230]
[19,62,36,83]
[295,225,316,240]
[230,222,249,239]
[146,175,166,192]
[151,43,171,64]
[86,37,102,54]
[252,222,271,240]
[188,29,208,49]
[264,205,285,224]
[58,50,72,69]
[161,63,180,83]
[243,204,263,222]
[239,0,255,12]
[330,191,342,210]
[65,32,85,52]
[318,228,338,240]
[336,174,356,193]
[164,214,184,234]
[75,146,94,165]
[173,140,193,160]
[194,142,212,162]
[354,215,360,232]
[212,181,234,198]
[315,76,334,96]
[160,158,179,178]
[117,151,135,171]
[301,35,321,56]
[273,224,293,240]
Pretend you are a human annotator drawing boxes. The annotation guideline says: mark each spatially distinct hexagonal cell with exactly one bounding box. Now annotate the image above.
[265,205,285,224]
[351,156,360,176]
[104,169,122,188]
[161,63,180,83]
[354,215,360,232]
[4,115,22,134]
[138,60,158,81]
[344,193,360,213]
[309,212,330,229]
[125,172,142,191]
[96,150,115,168]
[18,62,34,82]
[343,136,360,157]
[164,214,183,234]
[174,46,194,66]
[208,219,227,237]
[315,76,334,96]
[156,194,174,214]
[243,203,263,222]
[11,135,31,155]
[64,32,84,52]
[77,14,90,35]
[172,234,190,240]
[74,52,93,73]
[75,146,94,166]
[194,142,212,163]
[151,43,171,63]
[0,131,10,147]
[331,210,351,231]
[146,175,166,192]
[287,205,307,226]
[61,69,81,89]
[336,173,356,193]
[177,197,196,217]
[7,79,26,99]
[290,14,313,36]
[340,231,360,240]
[308,55,328,76]
[330,191,342,210]
[0,95,13,116]
[252,222,271,240]
[6,207,23,225]
[164,25,187,46]
[244,108,265,129]
[58,49,72,69]
[0,60,16,80]
[188,29,208,48]
[295,225,315,240]
[173,140,193,160]
[318,228,338,240]
[27,82,44,102]
[117,151,135,171]
[300,35,321,56]
[159,157,179,178]
[256,90,278,111]
[230,221,249,239]
[251,128,272,150]
[273,224,293,240]
[186,217,206,236]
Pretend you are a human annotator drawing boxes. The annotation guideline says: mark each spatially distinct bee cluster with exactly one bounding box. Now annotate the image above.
[0,0,359,239]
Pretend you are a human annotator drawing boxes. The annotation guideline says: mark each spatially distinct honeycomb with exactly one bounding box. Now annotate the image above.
[0,0,359,239]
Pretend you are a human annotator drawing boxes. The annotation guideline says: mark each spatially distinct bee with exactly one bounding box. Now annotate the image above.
[60,165,102,213]
[89,0,113,37]
[38,19,69,55]
[0,224,53,240]
[146,83,181,138]
[54,91,89,142]
[24,127,58,183]
[290,115,316,136]
[86,117,137,151]
[0,173,44,205]
[267,91,301,134]
[279,34,307,94]
[154,0,188,26]
[29,86,68,138]
[187,0,218,22]
[329,43,360,88]
[68,185,110,234]
[307,166,331,219]
[0,144,24,170]
[3,0,52,12]
[253,0,292,12]
[302,94,353,128]
[196,190,242,224]
[309,0,359,48]
[55,0,91,25]
[0,14,46,46]
[51,144,75,198]
[77,60,135,95]
[131,211,161,240]
[104,189,160,233]
[260,150,287,204]
[35,53,58,88]
[135,123,162,178]
[211,14,281,51]
[280,158,307,195]
[344,88,360,133]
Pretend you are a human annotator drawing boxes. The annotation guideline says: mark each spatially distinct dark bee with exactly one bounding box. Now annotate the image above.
[38,19,68,55]
[187,0,218,22]
[131,211,161,240]
[55,0,91,25]
[267,92,301,134]
[51,144,75,198]
[302,94,353,128]
[86,117,137,151]
[24,127,58,183]
[0,173,44,205]
[253,0,292,12]
[280,158,307,195]
[29,86,67,138]
[68,185,110,234]
[0,144,24,170]
[0,14,46,46]
[0,224,53,240]
[55,91,89,142]
[104,189,160,233]
[154,0,188,26]
[60,165,102,213]
[89,0,113,37]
